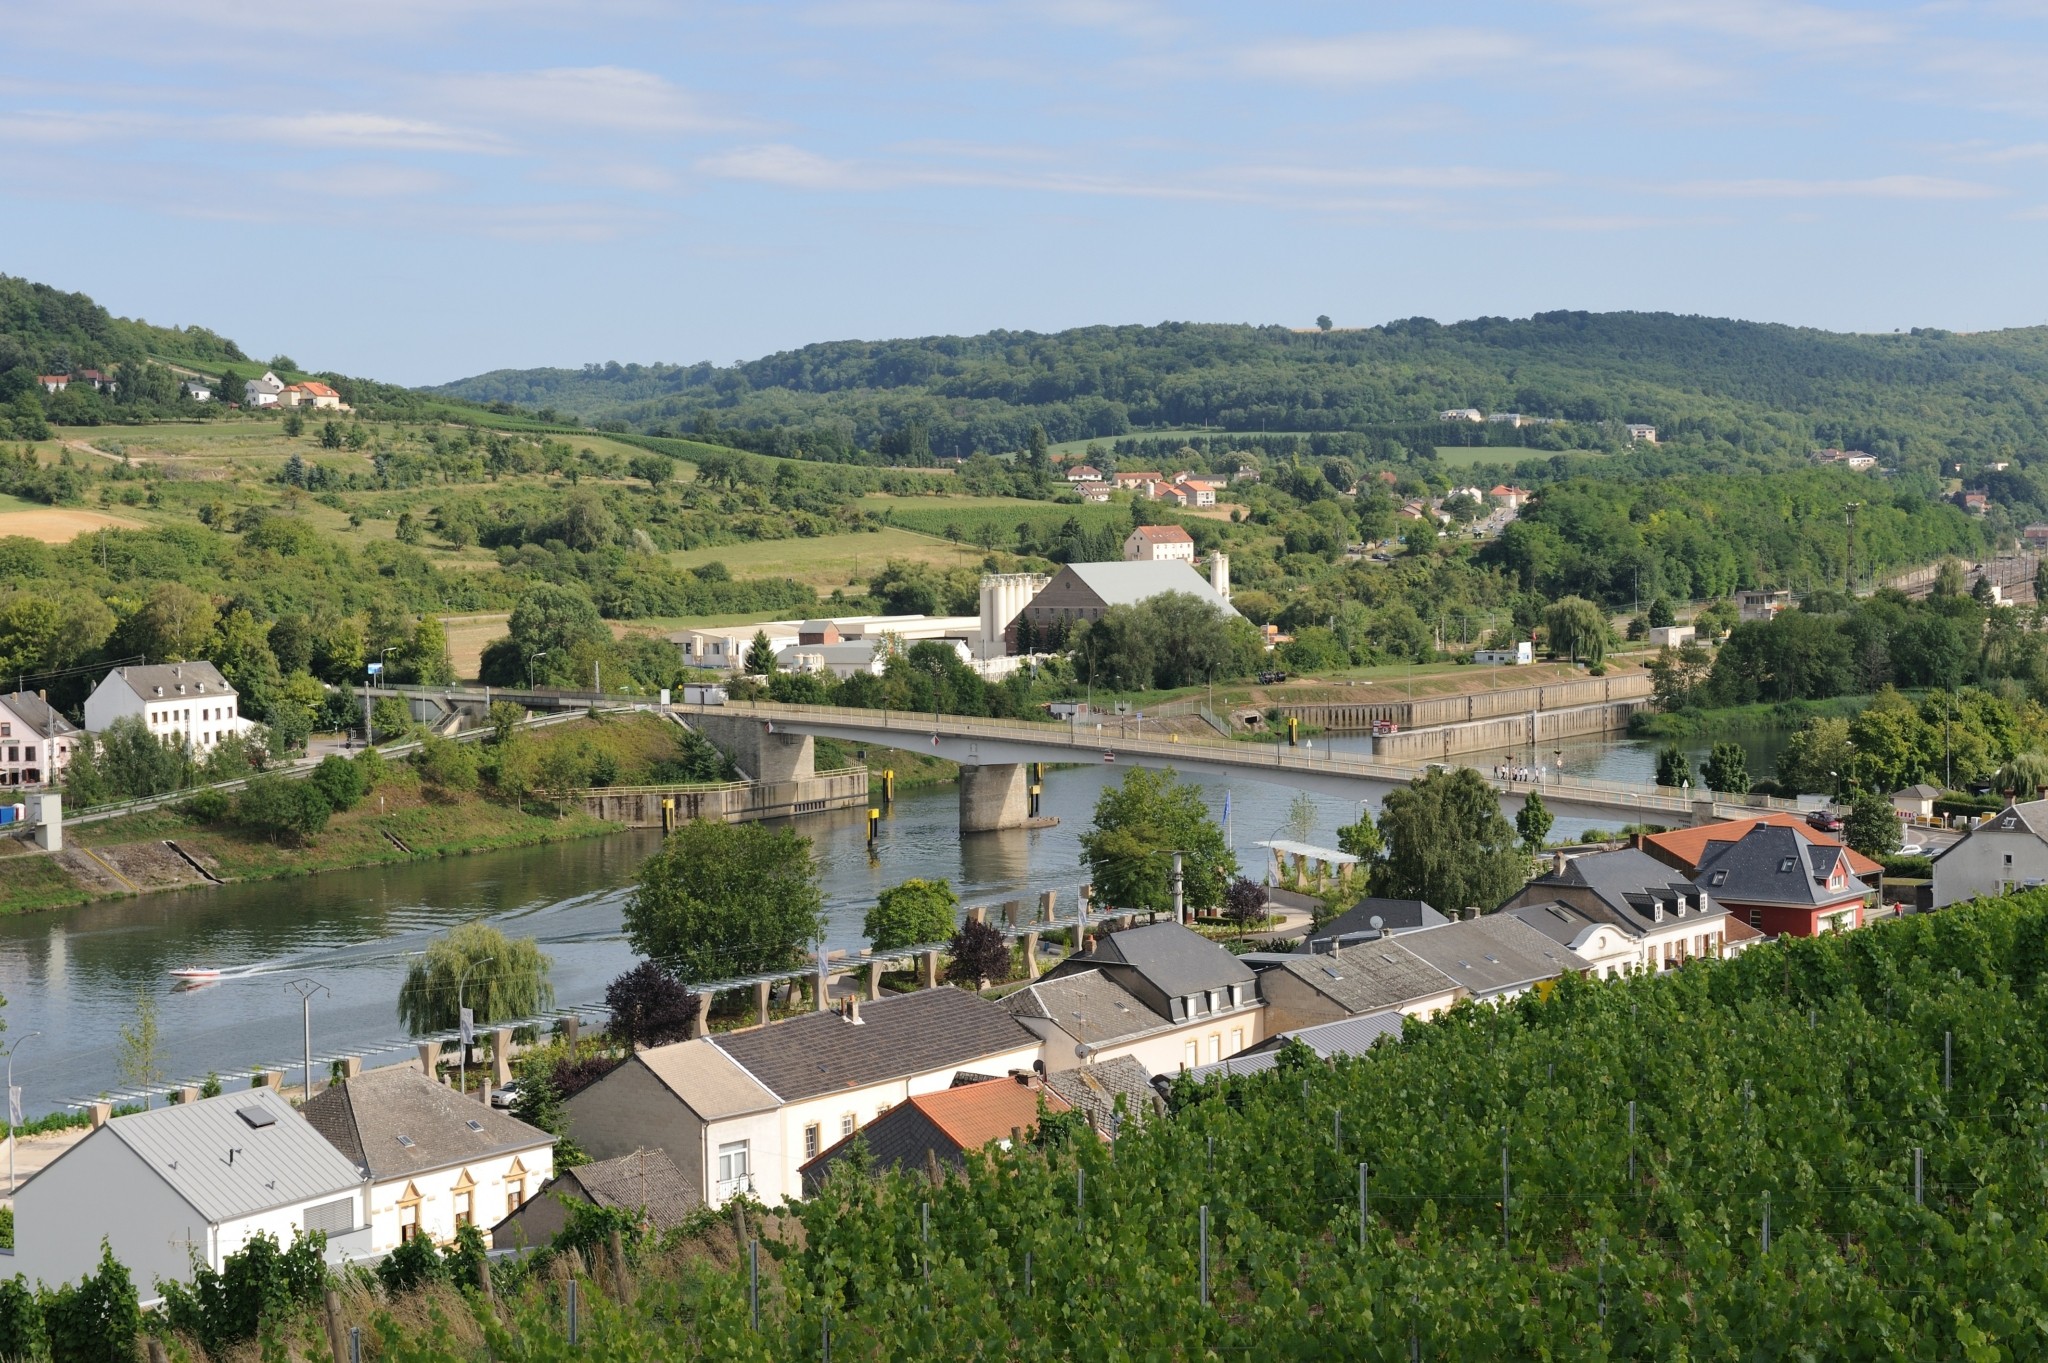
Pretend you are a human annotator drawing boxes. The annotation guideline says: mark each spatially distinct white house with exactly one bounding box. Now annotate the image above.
[181,380,212,402]
[84,663,250,754]
[279,381,347,411]
[1930,801,2048,907]
[300,1065,554,1251]
[244,371,286,407]
[1035,922,1266,1072]
[1626,423,1658,443]
[1736,590,1791,623]
[0,690,77,787]
[1647,624,1695,649]
[1501,848,1730,973]
[569,988,1040,1207]
[1122,525,1196,563]
[1064,465,1105,484]
[11,1088,370,1300]
[1473,642,1535,666]
[1440,408,1484,423]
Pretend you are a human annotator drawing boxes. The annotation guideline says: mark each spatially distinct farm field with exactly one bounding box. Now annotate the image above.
[0,504,147,541]
[1433,444,1608,469]
[857,493,1130,545]
[669,525,976,591]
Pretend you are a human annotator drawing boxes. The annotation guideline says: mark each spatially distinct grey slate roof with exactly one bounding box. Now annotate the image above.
[1931,800,2048,864]
[0,691,75,737]
[1181,1011,1406,1083]
[1524,848,1717,935]
[1051,561,1240,616]
[1295,897,1446,952]
[712,987,1037,1102]
[1042,1057,1160,1136]
[100,1086,361,1224]
[98,661,237,701]
[1693,824,1873,907]
[1394,915,1578,996]
[1070,921,1256,997]
[300,1064,553,1179]
[553,1149,699,1226]
[1503,900,1607,949]
[1003,969,1171,1044]
[1259,946,1456,1015]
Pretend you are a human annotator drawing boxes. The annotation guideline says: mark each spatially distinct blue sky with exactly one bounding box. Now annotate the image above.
[6,1,2048,384]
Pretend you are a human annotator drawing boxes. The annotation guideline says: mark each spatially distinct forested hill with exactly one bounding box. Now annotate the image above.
[430,312,2048,462]
[0,274,249,378]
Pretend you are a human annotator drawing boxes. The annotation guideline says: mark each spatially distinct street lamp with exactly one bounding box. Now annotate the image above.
[526,650,549,691]
[456,956,495,1101]
[378,646,396,688]
[284,979,330,1103]
[5,1031,40,1194]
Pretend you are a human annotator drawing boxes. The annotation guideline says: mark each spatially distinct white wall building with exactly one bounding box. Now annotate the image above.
[0,690,77,786]
[1004,968,1266,1075]
[244,370,286,407]
[84,663,250,754]
[1474,642,1535,666]
[11,1088,370,1300]
[1123,525,1196,562]
[300,1065,554,1252]
[1931,801,2048,907]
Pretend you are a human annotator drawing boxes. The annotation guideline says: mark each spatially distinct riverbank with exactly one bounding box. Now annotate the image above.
[1628,695,1867,740]
[815,737,960,793]
[0,766,624,916]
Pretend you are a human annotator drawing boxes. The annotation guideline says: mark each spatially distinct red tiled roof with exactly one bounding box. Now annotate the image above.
[1130,525,1193,542]
[1643,813,1883,879]
[298,380,339,397]
[911,1076,1068,1151]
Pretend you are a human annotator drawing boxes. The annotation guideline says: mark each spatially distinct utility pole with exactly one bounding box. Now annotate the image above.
[284,980,330,1102]
[5,1032,40,1194]
[1844,502,1862,595]
[457,956,495,1099]
[1171,851,1185,925]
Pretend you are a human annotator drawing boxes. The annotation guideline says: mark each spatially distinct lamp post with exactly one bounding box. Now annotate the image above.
[284,979,330,1103]
[526,650,549,691]
[378,646,396,688]
[4,1031,39,1194]
[457,956,495,1100]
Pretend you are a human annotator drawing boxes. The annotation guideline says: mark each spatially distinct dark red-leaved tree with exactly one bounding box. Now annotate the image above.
[605,960,699,1051]
[944,918,1014,989]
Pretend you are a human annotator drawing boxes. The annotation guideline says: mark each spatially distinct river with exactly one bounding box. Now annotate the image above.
[0,727,1785,1116]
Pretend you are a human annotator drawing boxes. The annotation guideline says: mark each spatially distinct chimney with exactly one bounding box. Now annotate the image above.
[1552,851,1567,876]
[843,997,863,1026]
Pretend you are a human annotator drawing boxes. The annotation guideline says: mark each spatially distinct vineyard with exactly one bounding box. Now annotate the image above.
[343,896,2048,1358]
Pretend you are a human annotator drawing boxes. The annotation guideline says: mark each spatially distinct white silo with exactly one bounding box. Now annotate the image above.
[1209,552,1231,601]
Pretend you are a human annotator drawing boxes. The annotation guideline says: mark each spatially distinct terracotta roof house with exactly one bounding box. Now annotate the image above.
[1639,814,1883,881]
[491,1148,697,1250]
[1065,464,1104,482]
[799,1074,1068,1191]
[1693,824,1873,936]
[1123,524,1196,561]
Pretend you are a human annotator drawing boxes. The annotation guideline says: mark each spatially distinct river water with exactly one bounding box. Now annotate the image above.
[0,727,1782,1116]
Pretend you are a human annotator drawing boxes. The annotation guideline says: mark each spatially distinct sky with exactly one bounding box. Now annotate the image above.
[6,0,2048,385]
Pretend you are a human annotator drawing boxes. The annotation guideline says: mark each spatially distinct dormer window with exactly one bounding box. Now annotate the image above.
[1779,857,1798,873]
[1710,870,1728,886]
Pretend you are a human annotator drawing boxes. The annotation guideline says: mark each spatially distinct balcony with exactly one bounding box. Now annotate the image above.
[716,1173,754,1202]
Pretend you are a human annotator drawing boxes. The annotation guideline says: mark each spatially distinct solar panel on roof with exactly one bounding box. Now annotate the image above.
[236,1106,276,1129]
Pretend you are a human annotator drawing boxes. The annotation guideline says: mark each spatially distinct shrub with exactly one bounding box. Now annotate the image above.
[352,743,386,789]
[181,788,231,823]
[865,878,959,951]
[42,1242,139,1363]
[309,753,365,811]
[944,917,1013,988]
[413,734,480,792]
[159,1230,328,1355]
[604,961,698,1050]
[374,1230,445,1295]
[0,1274,42,1360]
[234,773,331,844]
[442,1222,489,1292]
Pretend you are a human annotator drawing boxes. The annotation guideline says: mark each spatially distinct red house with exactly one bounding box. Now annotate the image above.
[1692,824,1873,937]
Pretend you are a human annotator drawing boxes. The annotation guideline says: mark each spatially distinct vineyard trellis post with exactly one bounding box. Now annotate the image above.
[1597,1236,1608,1324]
[1077,1166,1086,1233]
[348,1328,360,1363]
[1334,1108,1342,1151]
[1501,1130,1511,1252]
[1207,1134,1213,1174]
[1761,1191,1772,1254]
[567,1278,580,1348]
[1944,1031,1952,1091]
[1025,1250,1032,1297]
[750,1240,760,1330]
[1358,1163,1369,1249]
[1627,1101,1636,1183]
[1199,1204,1210,1306]
[1914,1147,1923,1205]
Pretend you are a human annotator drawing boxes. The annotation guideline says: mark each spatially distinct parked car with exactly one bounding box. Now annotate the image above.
[1807,810,1843,832]
[490,1084,520,1110]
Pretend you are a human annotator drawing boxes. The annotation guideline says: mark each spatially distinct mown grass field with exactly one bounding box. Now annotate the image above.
[669,525,976,591]
[856,494,1131,546]
[1433,444,1609,469]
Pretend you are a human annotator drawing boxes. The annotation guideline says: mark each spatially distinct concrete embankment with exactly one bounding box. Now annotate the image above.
[1272,674,1654,761]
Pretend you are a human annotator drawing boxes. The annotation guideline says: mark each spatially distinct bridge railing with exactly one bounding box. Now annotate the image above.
[718,700,1799,820]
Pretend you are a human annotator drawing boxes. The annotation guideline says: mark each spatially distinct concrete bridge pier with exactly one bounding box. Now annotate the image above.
[959,763,1031,832]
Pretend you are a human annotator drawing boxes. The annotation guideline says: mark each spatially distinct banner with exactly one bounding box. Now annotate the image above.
[7,1086,18,1127]
[459,1007,474,1048]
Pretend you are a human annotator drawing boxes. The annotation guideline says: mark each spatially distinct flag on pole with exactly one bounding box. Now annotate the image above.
[459,1007,475,1048]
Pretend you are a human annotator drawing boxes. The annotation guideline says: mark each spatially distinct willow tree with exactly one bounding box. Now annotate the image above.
[398,921,555,1037]
[1543,595,1611,665]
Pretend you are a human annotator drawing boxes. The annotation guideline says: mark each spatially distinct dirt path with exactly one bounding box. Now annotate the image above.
[63,438,147,464]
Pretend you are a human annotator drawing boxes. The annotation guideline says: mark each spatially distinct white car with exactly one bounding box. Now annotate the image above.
[1898,844,1924,857]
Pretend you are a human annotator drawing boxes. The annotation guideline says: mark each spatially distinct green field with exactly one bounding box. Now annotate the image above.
[1433,444,1608,469]
[1047,429,1316,456]
[671,525,981,590]
[856,493,1130,545]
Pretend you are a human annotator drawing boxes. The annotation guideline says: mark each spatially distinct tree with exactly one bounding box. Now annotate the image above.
[1647,597,1675,629]
[400,615,455,685]
[604,961,698,1050]
[627,454,672,488]
[1283,790,1318,844]
[745,629,778,676]
[1335,809,1384,870]
[1515,791,1553,852]
[308,753,365,811]
[866,878,960,951]
[1655,746,1692,789]
[234,773,331,844]
[944,917,1012,989]
[282,412,304,438]
[371,696,412,741]
[623,820,825,981]
[1844,786,1902,859]
[397,921,555,1037]
[2036,557,2048,606]
[1932,557,1966,599]
[1222,877,1269,936]
[118,989,164,1106]
[494,583,609,687]
[1777,716,1855,796]
[1316,314,1333,332]
[1994,751,2048,799]
[490,700,526,746]
[1079,767,1238,916]
[120,581,216,662]
[1372,767,1527,914]
[1542,595,1610,665]
[1699,742,1751,795]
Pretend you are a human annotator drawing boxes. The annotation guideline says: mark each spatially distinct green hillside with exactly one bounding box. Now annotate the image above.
[429,312,2048,465]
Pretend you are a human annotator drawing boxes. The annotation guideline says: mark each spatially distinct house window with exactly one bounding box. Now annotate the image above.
[1230,1028,1243,1053]
[1183,1040,1197,1070]
[452,1169,477,1227]
[397,1182,424,1242]
[507,1180,525,1214]
[841,1113,856,1137]
[718,1141,751,1198]
[1748,909,1762,928]
[804,1123,821,1158]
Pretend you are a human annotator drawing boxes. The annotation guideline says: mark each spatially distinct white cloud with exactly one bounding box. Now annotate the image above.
[436,67,738,135]
[0,108,167,143]
[1669,174,2000,199]
[1579,0,1899,51]
[1239,164,1556,190]
[1238,27,1529,83]
[699,144,874,190]
[252,113,509,154]
[274,163,453,198]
